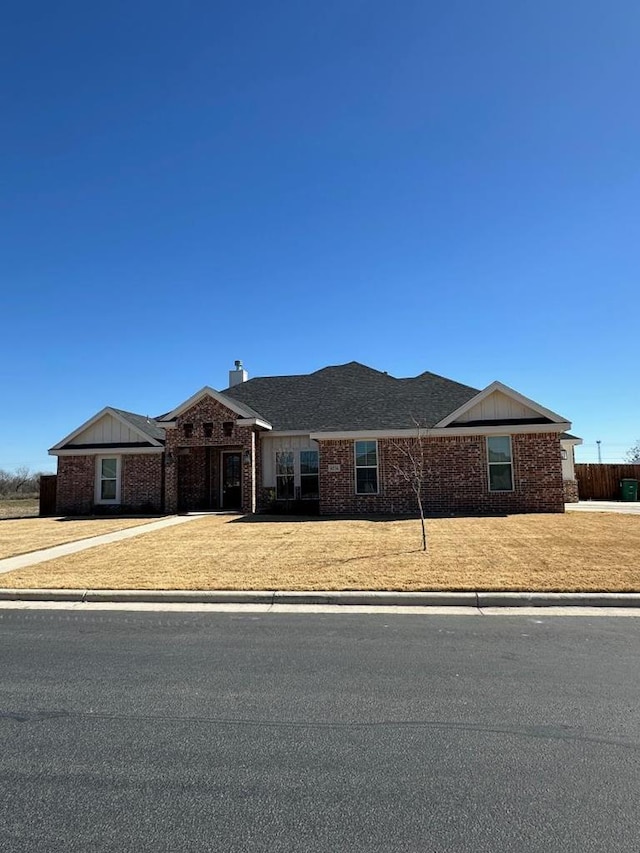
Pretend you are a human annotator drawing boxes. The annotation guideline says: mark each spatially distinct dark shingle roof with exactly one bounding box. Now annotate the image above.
[111,408,166,443]
[221,362,479,431]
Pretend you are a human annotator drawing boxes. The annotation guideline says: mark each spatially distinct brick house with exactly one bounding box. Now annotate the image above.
[50,361,581,516]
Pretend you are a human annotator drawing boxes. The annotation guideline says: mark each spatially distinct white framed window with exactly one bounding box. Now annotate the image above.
[300,450,319,499]
[355,440,378,494]
[276,451,295,500]
[487,436,513,492]
[96,456,121,504]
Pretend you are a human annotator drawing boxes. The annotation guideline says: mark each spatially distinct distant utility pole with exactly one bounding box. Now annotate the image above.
[596,440,602,464]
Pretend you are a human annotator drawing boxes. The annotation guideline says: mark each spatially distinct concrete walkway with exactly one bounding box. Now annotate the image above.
[565,501,640,514]
[0,515,200,576]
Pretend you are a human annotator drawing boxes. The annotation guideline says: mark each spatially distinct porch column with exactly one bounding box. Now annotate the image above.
[241,431,256,514]
[164,431,178,513]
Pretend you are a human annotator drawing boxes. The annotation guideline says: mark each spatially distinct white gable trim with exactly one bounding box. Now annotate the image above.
[237,417,272,431]
[433,381,569,428]
[561,436,583,446]
[50,447,164,457]
[156,386,270,425]
[50,407,163,451]
[265,430,315,437]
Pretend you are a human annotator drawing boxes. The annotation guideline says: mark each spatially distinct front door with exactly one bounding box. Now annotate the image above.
[221,452,242,510]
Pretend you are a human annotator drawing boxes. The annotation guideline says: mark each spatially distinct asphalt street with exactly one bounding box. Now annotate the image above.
[1,609,639,852]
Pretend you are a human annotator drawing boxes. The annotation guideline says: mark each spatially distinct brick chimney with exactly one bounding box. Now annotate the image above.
[228,359,248,387]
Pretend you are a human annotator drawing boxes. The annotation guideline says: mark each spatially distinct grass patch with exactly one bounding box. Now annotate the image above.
[0,516,164,560]
[2,512,639,592]
[0,498,39,520]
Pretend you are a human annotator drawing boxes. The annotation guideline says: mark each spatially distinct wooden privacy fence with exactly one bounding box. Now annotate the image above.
[39,474,57,516]
[575,464,640,501]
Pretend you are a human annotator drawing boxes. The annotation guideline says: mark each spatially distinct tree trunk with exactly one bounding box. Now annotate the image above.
[417,494,427,552]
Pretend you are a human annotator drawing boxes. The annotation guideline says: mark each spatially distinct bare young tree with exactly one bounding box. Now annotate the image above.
[391,420,428,552]
[626,441,640,463]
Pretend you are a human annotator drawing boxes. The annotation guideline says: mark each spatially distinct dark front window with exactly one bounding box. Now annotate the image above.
[355,440,378,494]
[487,436,514,491]
[300,450,319,499]
[100,458,118,500]
[276,451,294,500]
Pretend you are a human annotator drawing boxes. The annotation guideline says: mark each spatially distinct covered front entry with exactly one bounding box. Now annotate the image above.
[177,446,243,512]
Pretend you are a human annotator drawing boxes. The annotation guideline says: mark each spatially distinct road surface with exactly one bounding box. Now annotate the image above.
[1,608,639,851]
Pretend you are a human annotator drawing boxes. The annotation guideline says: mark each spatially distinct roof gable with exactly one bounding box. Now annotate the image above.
[435,381,569,428]
[50,407,164,451]
[156,386,270,424]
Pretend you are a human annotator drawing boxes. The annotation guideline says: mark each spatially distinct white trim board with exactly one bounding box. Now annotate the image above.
[51,447,164,457]
[237,417,272,430]
[265,430,316,438]
[310,423,571,441]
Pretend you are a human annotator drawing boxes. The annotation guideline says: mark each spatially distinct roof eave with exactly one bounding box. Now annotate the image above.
[311,422,572,440]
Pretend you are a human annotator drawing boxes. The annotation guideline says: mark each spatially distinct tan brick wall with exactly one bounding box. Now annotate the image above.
[318,432,565,516]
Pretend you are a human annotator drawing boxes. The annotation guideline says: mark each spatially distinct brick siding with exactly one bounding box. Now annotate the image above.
[56,453,163,515]
[56,419,565,518]
[56,455,95,515]
[317,432,565,516]
[121,454,163,512]
[563,479,579,503]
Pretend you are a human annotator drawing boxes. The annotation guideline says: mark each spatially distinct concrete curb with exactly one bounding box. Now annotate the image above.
[0,588,639,608]
[476,592,640,608]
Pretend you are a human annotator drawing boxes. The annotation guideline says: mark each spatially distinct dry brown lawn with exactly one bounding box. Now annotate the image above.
[0,516,162,560]
[2,512,639,592]
[0,498,39,520]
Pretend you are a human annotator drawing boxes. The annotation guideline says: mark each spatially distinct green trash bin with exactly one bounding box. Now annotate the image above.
[620,479,638,501]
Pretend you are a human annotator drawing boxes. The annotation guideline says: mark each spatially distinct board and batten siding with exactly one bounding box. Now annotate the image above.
[261,435,319,487]
[452,390,541,423]
[73,413,146,445]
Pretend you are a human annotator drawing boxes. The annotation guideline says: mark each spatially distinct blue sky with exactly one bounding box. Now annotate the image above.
[2,0,639,471]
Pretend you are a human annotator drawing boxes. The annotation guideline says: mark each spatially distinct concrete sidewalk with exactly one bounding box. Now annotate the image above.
[0,515,199,576]
[566,501,640,514]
